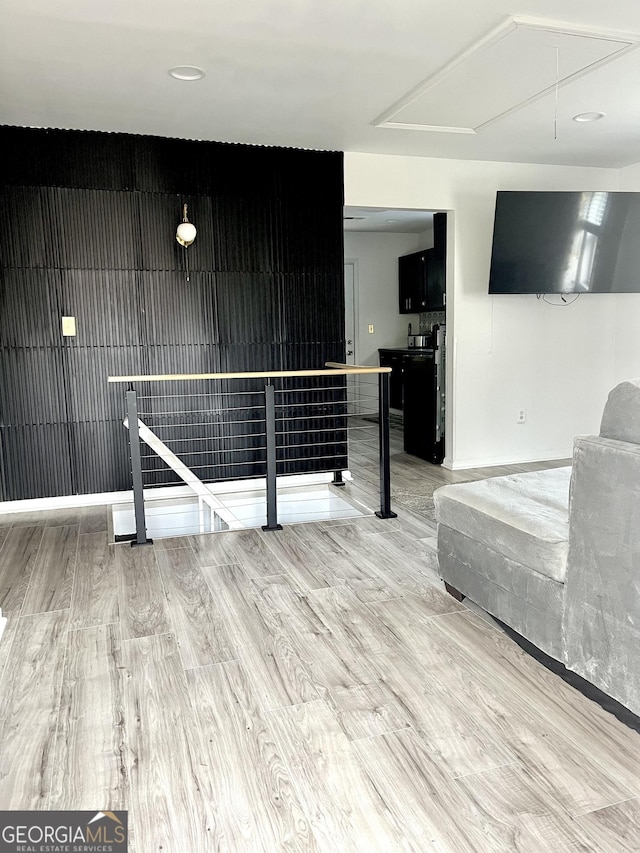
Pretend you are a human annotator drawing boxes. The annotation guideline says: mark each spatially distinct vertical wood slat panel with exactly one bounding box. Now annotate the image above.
[0,126,344,501]
[64,346,146,423]
[0,347,68,425]
[0,187,50,268]
[139,271,217,345]
[72,421,133,495]
[0,126,135,190]
[42,187,141,270]
[0,268,62,348]
[61,270,144,347]
[0,424,75,499]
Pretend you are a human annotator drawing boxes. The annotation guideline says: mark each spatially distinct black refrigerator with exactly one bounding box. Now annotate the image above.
[403,326,445,464]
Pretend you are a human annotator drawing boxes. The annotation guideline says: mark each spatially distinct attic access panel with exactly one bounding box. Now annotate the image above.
[374,17,638,134]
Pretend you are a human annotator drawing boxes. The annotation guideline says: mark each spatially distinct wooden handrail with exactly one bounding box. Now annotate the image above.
[107,363,391,383]
[324,362,389,372]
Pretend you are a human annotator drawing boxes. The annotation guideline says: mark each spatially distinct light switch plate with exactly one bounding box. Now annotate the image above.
[62,316,77,337]
[368,324,374,334]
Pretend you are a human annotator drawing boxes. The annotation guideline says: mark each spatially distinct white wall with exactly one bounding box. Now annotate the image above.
[417,226,434,248]
[344,232,426,365]
[344,152,640,468]
[619,163,640,186]
[614,164,640,384]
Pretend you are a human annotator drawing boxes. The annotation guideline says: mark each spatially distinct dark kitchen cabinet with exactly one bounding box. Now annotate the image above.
[398,212,447,314]
[399,249,429,313]
[430,211,447,310]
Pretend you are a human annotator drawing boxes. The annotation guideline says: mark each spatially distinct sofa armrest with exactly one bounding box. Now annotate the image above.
[564,435,640,716]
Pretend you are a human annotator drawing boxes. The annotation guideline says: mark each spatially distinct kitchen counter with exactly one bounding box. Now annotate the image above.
[378,347,434,355]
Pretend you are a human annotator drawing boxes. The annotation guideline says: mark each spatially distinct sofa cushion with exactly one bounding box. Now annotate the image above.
[438,524,565,659]
[599,378,640,445]
[433,467,571,583]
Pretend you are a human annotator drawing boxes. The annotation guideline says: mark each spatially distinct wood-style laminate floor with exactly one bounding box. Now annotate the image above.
[1,442,639,851]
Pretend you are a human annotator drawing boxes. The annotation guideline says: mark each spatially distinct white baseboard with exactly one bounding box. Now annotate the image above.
[0,489,139,514]
[446,452,572,471]
[0,470,353,516]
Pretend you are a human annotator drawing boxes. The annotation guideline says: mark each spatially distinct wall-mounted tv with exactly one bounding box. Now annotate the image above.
[488,191,640,294]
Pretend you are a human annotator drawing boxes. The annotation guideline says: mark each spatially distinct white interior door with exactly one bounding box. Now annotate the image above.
[344,261,357,366]
[343,260,360,415]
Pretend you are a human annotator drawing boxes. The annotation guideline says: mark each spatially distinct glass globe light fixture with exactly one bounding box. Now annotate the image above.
[176,204,197,246]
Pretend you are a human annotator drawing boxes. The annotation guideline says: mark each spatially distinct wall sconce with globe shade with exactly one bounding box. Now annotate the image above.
[176,203,196,280]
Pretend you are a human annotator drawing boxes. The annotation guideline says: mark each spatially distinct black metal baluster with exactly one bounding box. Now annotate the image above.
[262,383,282,531]
[376,371,397,520]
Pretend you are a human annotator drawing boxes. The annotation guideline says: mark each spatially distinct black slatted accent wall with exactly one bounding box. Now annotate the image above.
[0,127,344,500]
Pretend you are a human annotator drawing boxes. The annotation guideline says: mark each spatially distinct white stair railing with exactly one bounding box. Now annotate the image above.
[123,416,244,531]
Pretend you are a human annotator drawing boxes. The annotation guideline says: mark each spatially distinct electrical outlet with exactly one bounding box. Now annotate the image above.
[368,324,374,334]
[517,409,526,424]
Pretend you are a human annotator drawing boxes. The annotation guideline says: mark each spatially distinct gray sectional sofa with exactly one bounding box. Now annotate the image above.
[434,378,640,718]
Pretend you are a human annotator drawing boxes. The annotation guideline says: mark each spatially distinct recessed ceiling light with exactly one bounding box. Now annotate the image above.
[169,66,206,81]
[572,112,606,123]
[385,219,398,223]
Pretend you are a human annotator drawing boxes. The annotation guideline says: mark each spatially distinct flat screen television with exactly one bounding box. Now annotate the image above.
[488,191,640,294]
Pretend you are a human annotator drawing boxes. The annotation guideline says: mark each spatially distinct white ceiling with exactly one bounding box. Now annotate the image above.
[344,207,434,233]
[2,0,640,168]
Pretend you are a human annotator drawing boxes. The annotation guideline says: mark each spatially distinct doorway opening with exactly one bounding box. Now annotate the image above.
[342,205,450,465]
